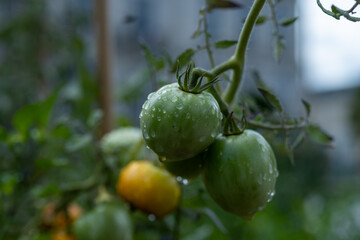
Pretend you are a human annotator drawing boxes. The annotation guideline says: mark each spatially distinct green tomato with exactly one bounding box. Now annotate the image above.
[161,153,204,179]
[202,130,278,220]
[140,83,222,161]
[73,203,132,240]
[100,127,142,154]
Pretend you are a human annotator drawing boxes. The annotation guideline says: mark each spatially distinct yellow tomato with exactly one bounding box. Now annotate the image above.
[116,161,180,218]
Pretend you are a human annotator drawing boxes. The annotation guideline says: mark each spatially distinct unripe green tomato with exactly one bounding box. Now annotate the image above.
[140,83,222,161]
[202,130,278,220]
[100,127,142,154]
[73,203,132,240]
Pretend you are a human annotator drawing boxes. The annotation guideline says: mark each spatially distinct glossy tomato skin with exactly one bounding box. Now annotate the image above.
[202,130,278,219]
[117,160,180,218]
[73,204,132,240]
[140,83,222,161]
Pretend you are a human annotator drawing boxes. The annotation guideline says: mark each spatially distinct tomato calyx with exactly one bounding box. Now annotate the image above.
[223,112,246,136]
[176,62,219,94]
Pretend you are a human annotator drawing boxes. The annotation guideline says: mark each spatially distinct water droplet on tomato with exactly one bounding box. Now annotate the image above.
[157,116,161,121]
[163,109,166,114]
[176,104,183,110]
[143,130,150,140]
[150,130,156,138]
[186,113,191,119]
[171,96,178,102]
[148,214,156,221]
[147,93,155,100]
[182,179,189,185]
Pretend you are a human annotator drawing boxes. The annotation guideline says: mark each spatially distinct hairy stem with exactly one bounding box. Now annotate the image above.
[223,0,266,105]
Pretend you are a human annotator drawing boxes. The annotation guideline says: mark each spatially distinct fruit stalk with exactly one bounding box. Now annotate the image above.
[223,0,266,105]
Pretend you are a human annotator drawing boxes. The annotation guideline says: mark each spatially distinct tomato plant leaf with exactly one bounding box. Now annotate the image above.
[13,92,57,138]
[280,17,298,27]
[301,99,311,117]
[65,134,92,152]
[206,0,242,12]
[214,40,238,49]
[140,43,164,71]
[171,48,195,72]
[257,88,283,113]
[256,15,268,25]
[307,124,333,147]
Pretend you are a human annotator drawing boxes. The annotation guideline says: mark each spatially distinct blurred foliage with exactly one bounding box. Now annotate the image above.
[0,1,359,240]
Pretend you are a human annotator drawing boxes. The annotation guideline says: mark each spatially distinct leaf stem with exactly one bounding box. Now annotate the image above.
[223,0,266,105]
[247,119,307,130]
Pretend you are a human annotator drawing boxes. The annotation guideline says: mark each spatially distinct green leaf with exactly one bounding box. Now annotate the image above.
[214,40,238,49]
[206,0,242,12]
[0,173,19,195]
[291,130,306,150]
[302,99,311,117]
[257,88,283,113]
[65,134,92,152]
[191,30,203,39]
[307,124,333,147]
[331,5,341,15]
[12,92,57,138]
[253,70,283,112]
[140,43,164,71]
[280,17,298,27]
[31,183,61,198]
[171,49,195,72]
[256,15,268,25]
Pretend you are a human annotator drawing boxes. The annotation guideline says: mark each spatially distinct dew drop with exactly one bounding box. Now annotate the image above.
[211,131,217,138]
[171,96,178,103]
[150,129,156,138]
[176,176,183,182]
[147,93,155,100]
[157,116,161,121]
[176,104,183,110]
[199,136,206,142]
[163,109,167,114]
[148,214,156,221]
[257,205,266,211]
[182,179,189,185]
[174,112,179,118]
[143,101,150,110]
[186,112,191,119]
[152,107,156,112]
[143,131,150,140]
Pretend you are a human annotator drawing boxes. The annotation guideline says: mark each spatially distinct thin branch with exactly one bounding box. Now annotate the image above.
[247,119,307,130]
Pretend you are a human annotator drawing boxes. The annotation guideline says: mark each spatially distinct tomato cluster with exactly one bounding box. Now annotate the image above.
[139,82,279,219]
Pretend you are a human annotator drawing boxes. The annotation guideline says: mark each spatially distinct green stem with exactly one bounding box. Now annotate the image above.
[247,119,307,130]
[223,0,266,105]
